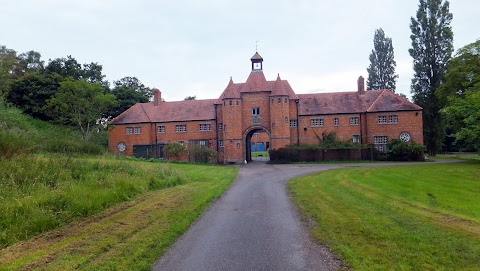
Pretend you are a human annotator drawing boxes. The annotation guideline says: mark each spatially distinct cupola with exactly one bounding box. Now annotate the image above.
[251,52,263,71]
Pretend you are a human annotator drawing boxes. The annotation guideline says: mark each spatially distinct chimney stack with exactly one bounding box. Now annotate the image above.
[153,89,161,106]
[357,76,365,95]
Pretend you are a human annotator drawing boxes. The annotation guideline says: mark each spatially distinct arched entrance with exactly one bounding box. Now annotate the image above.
[243,126,271,162]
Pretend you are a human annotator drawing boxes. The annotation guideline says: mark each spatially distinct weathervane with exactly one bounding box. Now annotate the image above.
[255,40,259,52]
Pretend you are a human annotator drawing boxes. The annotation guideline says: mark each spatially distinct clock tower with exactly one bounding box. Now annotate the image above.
[251,52,263,71]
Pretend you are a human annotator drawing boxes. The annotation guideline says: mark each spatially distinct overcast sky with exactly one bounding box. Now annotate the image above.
[1,0,479,101]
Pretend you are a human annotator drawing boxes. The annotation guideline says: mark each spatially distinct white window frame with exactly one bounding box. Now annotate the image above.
[175,124,187,132]
[389,115,398,124]
[310,118,324,127]
[352,135,360,143]
[334,118,339,126]
[350,117,359,125]
[378,115,387,124]
[157,125,165,133]
[290,119,297,127]
[199,123,211,131]
[219,140,224,147]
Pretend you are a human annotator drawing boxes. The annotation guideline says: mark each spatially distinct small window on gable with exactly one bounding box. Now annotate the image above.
[252,107,261,115]
[229,100,232,106]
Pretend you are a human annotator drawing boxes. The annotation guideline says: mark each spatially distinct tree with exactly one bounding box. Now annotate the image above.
[46,79,117,141]
[108,76,152,117]
[436,39,480,104]
[45,56,83,80]
[409,0,453,155]
[0,45,17,97]
[6,73,60,120]
[440,89,480,151]
[184,95,196,100]
[13,50,44,77]
[108,85,149,117]
[113,76,153,100]
[82,62,108,86]
[437,39,480,151]
[367,28,398,91]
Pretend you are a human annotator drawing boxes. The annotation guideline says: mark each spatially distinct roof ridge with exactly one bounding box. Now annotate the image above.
[139,104,152,122]
[366,89,386,112]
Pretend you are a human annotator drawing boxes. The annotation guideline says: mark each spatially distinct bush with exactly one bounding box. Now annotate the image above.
[165,142,187,160]
[386,139,425,161]
[191,145,217,163]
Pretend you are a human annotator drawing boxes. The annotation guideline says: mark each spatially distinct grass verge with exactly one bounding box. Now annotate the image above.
[289,161,480,270]
[0,155,238,271]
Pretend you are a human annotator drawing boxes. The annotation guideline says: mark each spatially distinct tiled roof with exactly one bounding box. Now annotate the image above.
[110,99,216,124]
[298,89,421,115]
[250,52,263,61]
[216,72,298,101]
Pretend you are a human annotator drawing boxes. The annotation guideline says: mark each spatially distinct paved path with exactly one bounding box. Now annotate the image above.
[152,160,460,271]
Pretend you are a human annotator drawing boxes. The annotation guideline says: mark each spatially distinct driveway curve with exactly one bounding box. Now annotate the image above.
[152,160,459,271]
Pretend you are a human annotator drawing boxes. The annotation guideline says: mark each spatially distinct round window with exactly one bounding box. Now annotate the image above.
[399,132,411,142]
[117,142,126,152]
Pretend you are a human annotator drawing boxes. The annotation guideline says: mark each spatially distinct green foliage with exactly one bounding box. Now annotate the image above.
[0,155,191,248]
[289,162,480,270]
[165,142,187,159]
[440,89,480,151]
[191,145,217,163]
[46,79,117,141]
[0,98,106,157]
[0,45,17,97]
[367,28,398,91]
[437,39,480,151]
[5,73,60,120]
[184,95,196,100]
[108,83,149,117]
[409,0,453,155]
[386,139,425,161]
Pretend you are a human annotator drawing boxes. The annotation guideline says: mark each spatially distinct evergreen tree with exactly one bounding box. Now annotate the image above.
[367,28,398,91]
[409,0,453,155]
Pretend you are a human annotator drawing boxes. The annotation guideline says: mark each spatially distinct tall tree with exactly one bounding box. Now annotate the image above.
[437,39,480,151]
[409,0,453,155]
[0,45,17,97]
[46,79,117,141]
[367,28,398,91]
[6,73,60,120]
[113,76,153,100]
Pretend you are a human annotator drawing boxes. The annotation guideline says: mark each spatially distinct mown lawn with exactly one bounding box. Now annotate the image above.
[251,151,269,157]
[0,155,238,270]
[289,161,480,270]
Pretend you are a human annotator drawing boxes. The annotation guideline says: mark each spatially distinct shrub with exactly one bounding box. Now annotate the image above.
[386,139,425,161]
[191,145,218,163]
[165,142,187,160]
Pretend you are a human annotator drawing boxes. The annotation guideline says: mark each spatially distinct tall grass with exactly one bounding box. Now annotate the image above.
[0,99,105,157]
[0,155,189,248]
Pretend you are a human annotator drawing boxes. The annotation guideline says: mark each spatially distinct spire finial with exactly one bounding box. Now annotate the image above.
[255,40,259,52]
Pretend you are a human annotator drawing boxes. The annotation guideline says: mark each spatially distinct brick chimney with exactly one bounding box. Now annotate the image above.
[153,89,161,106]
[357,76,365,95]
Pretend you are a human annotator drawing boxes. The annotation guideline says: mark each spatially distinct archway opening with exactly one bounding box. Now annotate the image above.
[245,127,270,162]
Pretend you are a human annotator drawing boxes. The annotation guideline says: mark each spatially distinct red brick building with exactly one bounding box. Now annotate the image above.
[109,52,423,163]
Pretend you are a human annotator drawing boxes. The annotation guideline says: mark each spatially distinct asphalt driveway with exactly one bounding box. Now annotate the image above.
[152,160,458,271]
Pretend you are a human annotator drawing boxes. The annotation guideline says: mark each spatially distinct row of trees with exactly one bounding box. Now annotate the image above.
[0,48,154,140]
[366,0,479,153]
